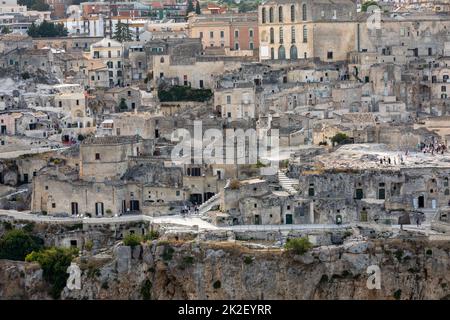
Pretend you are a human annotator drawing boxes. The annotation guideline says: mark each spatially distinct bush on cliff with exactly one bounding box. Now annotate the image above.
[25,247,79,299]
[284,237,313,255]
[123,234,142,247]
[0,229,44,261]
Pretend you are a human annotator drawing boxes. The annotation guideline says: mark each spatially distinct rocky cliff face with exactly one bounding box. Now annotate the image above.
[0,260,51,299]
[2,238,450,300]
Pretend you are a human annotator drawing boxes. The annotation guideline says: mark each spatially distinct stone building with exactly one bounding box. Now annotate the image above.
[188,13,259,53]
[89,38,124,87]
[258,0,357,61]
[214,82,256,120]
[293,144,450,224]
[79,135,151,181]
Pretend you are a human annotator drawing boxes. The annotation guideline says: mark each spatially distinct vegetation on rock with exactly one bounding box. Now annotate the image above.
[284,237,313,255]
[0,229,44,261]
[25,247,79,299]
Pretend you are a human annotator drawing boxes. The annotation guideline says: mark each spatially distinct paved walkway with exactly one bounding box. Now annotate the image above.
[0,209,444,235]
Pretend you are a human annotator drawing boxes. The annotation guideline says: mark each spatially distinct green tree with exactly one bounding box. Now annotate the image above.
[1,26,12,34]
[123,234,142,247]
[0,229,44,261]
[284,237,313,255]
[113,21,133,42]
[26,247,78,299]
[195,1,201,14]
[187,0,194,14]
[331,132,352,146]
[118,98,128,111]
[18,0,48,11]
[26,20,68,38]
[361,1,379,12]
[30,0,49,11]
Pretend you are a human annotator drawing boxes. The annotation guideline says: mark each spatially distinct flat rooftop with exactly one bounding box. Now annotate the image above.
[314,144,450,171]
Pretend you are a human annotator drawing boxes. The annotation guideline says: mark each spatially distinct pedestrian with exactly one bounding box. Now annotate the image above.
[416,217,420,227]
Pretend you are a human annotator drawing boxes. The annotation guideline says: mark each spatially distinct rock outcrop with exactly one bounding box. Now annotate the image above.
[1,238,449,300]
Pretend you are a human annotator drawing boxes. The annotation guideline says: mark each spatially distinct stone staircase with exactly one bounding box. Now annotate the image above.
[198,193,221,215]
[420,208,438,223]
[277,170,298,195]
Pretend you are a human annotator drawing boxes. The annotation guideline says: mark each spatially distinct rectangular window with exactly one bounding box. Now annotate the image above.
[327,51,333,59]
[234,30,239,38]
[95,153,100,160]
[210,31,214,38]
[220,31,224,38]
[226,95,231,104]
[249,29,253,38]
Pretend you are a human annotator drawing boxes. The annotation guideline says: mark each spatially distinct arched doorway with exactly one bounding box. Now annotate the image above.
[290,45,298,60]
[278,45,286,60]
[418,195,425,208]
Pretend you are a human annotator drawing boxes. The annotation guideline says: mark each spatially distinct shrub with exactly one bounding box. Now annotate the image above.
[319,274,329,283]
[21,72,30,80]
[84,240,93,252]
[2,221,13,230]
[23,222,35,233]
[393,289,402,300]
[158,85,213,102]
[101,282,109,290]
[229,179,240,190]
[284,237,313,255]
[279,159,290,169]
[394,249,404,262]
[179,255,194,269]
[243,256,253,265]
[161,245,175,261]
[426,249,432,255]
[331,132,352,146]
[141,279,152,300]
[25,247,78,299]
[123,234,142,247]
[0,229,44,261]
[213,280,221,289]
[143,230,160,241]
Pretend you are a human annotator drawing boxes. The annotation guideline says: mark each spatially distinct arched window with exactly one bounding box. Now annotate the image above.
[302,3,307,21]
[278,6,283,23]
[303,25,308,43]
[291,26,296,43]
[270,47,275,59]
[269,7,274,23]
[262,8,266,23]
[291,5,295,22]
[445,189,450,195]
[279,27,284,44]
[270,27,274,44]
[278,45,286,60]
[290,45,298,60]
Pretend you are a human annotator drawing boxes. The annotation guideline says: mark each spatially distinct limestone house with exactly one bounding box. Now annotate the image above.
[105,87,142,112]
[294,144,450,224]
[214,82,256,120]
[89,38,124,87]
[53,91,95,143]
[79,135,151,182]
[97,112,156,140]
